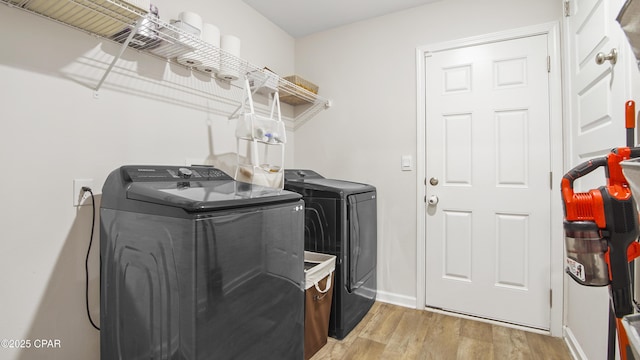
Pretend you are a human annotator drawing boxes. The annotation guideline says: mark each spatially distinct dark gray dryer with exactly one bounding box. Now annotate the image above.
[284,169,377,340]
[100,165,305,360]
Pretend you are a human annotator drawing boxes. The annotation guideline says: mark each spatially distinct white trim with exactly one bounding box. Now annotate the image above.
[564,325,588,360]
[560,4,573,338]
[415,21,564,336]
[376,290,417,309]
[546,22,565,338]
[420,22,557,54]
[415,45,427,312]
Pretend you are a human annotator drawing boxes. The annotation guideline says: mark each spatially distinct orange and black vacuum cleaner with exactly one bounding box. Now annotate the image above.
[561,102,640,360]
[562,146,640,359]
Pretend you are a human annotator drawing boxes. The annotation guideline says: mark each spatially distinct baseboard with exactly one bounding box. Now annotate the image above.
[375,290,417,309]
[564,325,587,360]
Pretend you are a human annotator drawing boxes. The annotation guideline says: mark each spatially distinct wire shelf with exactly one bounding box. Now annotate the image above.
[2,0,330,126]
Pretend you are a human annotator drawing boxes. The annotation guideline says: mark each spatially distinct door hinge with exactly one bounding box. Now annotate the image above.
[564,0,570,17]
[549,172,553,190]
[550,289,553,307]
[547,56,551,73]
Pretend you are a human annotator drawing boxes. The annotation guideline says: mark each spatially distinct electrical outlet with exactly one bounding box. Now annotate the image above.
[73,179,94,207]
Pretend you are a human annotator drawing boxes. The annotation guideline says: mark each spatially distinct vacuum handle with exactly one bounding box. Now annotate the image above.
[630,147,640,158]
[562,157,608,189]
[626,100,636,129]
[627,100,636,148]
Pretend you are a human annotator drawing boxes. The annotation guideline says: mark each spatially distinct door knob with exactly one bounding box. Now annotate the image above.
[428,195,439,205]
[429,177,439,186]
[595,48,618,65]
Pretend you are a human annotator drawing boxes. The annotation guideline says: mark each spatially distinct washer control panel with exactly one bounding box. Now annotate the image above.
[124,166,232,182]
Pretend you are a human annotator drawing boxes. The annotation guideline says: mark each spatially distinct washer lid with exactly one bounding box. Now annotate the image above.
[127,180,301,211]
[115,166,299,212]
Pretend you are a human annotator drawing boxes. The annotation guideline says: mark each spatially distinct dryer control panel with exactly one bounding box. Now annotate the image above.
[284,169,324,181]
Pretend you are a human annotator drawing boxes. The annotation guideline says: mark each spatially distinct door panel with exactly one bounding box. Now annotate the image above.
[442,210,472,281]
[444,114,472,184]
[495,213,529,288]
[570,0,627,168]
[496,110,528,186]
[425,34,551,330]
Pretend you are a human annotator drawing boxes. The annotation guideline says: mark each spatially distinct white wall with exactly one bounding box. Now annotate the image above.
[0,1,294,359]
[293,0,561,307]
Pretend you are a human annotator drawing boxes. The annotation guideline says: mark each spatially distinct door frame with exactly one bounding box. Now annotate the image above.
[415,22,564,336]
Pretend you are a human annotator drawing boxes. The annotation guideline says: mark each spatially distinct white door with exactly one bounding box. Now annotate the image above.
[425,34,551,329]
[564,0,630,358]
[568,0,627,172]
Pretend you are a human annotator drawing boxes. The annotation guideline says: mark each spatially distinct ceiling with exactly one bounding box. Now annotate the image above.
[242,0,443,38]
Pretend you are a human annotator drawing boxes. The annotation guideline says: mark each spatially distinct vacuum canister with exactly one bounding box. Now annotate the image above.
[564,220,609,286]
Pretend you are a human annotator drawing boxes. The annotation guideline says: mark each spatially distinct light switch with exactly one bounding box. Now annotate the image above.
[401,155,413,171]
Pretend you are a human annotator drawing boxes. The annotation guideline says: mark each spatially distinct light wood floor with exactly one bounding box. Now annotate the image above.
[310,302,572,360]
